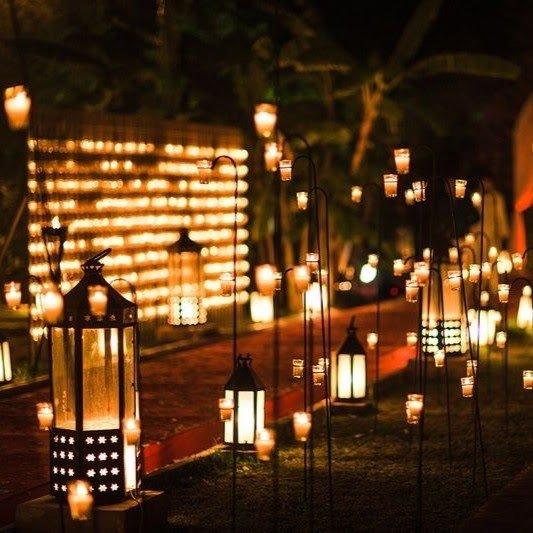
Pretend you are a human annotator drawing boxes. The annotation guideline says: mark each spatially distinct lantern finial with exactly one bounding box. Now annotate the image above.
[81,248,112,272]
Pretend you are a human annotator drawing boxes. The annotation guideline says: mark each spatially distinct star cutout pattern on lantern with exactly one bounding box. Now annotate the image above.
[87,469,95,477]
[99,468,108,476]
[110,435,118,443]
[99,484,107,492]
[87,453,96,462]
[98,452,107,461]
[111,467,119,475]
[86,437,94,444]
[98,436,107,444]
[111,452,119,460]
[111,483,119,491]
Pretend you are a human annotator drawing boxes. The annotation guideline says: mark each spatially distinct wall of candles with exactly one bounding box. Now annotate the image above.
[27,109,250,333]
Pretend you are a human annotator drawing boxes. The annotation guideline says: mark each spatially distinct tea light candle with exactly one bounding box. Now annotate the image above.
[218,398,234,421]
[219,272,235,296]
[296,191,308,210]
[512,252,523,271]
[351,185,362,203]
[88,285,108,317]
[414,262,429,286]
[122,417,141,445]
[254,103,277,138]
[393,259,405,277]
[404,188,415,205]
[471,192,482,208]
[312,364,324,386]
[466,360,478,378]
[292,359,304,379]
[383,174,398,197]
[4,282,21,309]
[433,349,445,368]
[394,148,410,174]
[254,428,275,461]
[488,246,498,263]
[42,285,64,324]
[469,264,481,283]
[36,402,54,430]
[412,180,427,202]
[67,480,93,521]
[366,332,378,349]
[196,159,212,184]
[495,331,507,349]
[448,270,461,291]
[454,179,467,198]
[279,159,292,181]
[405,393,424,424]
[306,252,319,272]
[368,254,379,268]
[523,370,533,390]
[481,262,492,280]
[264,142,281,171]
[406,331,418,347]
[293,265,311,292]
[293,411,312,442]
[4,85,31,130]
[498,283,509,304]
[405,280,419,303]
[461,376,474,398]
[448,247,459,264]
[255,264,277,296]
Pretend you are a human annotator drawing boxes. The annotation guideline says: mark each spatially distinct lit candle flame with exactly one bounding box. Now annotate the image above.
[51,216,61,229]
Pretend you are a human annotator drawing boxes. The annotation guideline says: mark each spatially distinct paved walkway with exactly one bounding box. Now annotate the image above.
[0,298,416,525]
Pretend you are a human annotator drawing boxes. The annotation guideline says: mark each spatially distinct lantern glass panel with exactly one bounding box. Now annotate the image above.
[224,389,265,445]
[123,327,135,420]
[82,328,120,430]
[52,327,76,429]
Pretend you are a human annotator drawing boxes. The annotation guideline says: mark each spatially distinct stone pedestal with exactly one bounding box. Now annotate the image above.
[15,490,167,533]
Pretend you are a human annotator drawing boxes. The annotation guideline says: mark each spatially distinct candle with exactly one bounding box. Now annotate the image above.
[412,180,427,202]
[448,270,461,291]
[465,232,475,245]
[406,331,418,347]
[523,370,533,390]
[383,174,398,197]
[393,259,405,277]
[480,291,490,306]
[405,393,424,424]
[219,273,235,296]
[36,402,54,430]
[454,179,467,198]
[279,159,292,181]
[255,264,277,296]
[4,85,31,130]
[367,254,379,268]
[67,480,93,521]
[196,159,212,184]
[488,246,498,263]
[466,360,478,378]
[461,376,474,398]
[122,418,141,445]
[306,252,319,272]
[293,411,312,442]
[422,248,432,262]
[42,285,64,324]
[462,264,470,280]
[498,283,510,304]
[366,332,378,349]
[88,285,108,317]
[469,264,481,283]
[404,188,415,205]
[296,191,308,210]
[471,192,482,208]
[434,349,445,368]
[495,331,507,349]
[394,148,410,174]
[4,282,21,309]
[414,262,429,286]
[448,247,459,264]
[293,265,311,293]
[254,103,277,138]
[405,280,419,303]
[254,428,275,461]
[264,142,281,171]
[292,359,304,379]
[218,398,234,421]
[481,262,492,280]
[312,364,324,386]
[512,252,523,271]
[351,185,362,203]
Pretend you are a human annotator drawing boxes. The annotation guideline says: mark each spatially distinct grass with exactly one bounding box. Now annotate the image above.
[149,346,533,531]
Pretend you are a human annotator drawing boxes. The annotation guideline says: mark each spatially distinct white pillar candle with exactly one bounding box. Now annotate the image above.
[254,103,277,138]
[366,332,378,349]
[523,370,533,390]
[88,285,108,317]
[67,480,93,521]
[36,402,54,430]
[383,174,398,197]
[296,191,308,210]
[405,393,424,424]
[394,148,410,174]
[351,186,362,203]
[461,376,474,398]
[122,418,141,445]
[4,282,21,309]
[454,179,467,198]
[279,159,292,181]
[498,283,510,304]
[293,411,312,442]
[218,398,234,421]
[293,265,311,292]
[254,428,275,461]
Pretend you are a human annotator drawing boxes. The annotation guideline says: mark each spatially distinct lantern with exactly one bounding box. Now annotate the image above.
[250,292,274,323]
[264,142,281,171]
[4,85,31,130]
[279,160,292,181]
[37,402,54,430]
[495,331,507,349]
[332,317,367,402]
[466,360,478,378]
[218,398,234,421]
[254,428,275,461]
[523,371,533,390]
[449,247,459,264]
[0,332,12,382]
[48,249,140,503]
[306,252,319,272]
[498,283,510,304]
[223,354,265,448]
[167,229,206,326]
[497,251,513,274]
[512,253,524,271]
[393,259,405,277]
[351,186,362,203]
[404,189,415,205]
[405,280,419,303]
[516,286,532,332]
[461,376,474,398]
[293,265,311,293]
[488,246,498,263]
[405,394,424,424]
[254,103,277,138]
[448,270,461,291]
[414,262,429,286]
[255,264,277,296]
[4,281,21,309]
[406,331,418,347]
[42,216,68,284]
[412,180,427,202]
[42,283,64,324]
[383,174,398,197]
[471,192,482,208]
[434,349,445,368]
[67,480,94,521]
[394,148,410,174]
[296,191,308,210]
[292,359,304,379]
[219,273,235,296]
[366,332,378,349]
[469,264,481,283]
[465,232,475,245]
[454,179,467,199]
[293,412,312,442]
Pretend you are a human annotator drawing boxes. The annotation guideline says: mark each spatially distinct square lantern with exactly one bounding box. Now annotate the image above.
[0,332,12,383]
[223,354,265,449]
[332,317,367,403]
[167,229,206,326]
[48,250,140,504]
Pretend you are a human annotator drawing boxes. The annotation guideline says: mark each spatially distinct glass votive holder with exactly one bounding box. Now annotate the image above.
[406,331,418,347]
[405,393,424,424]
[219,272,235,296]
[368,253,379,268]
[461,376,474,398]
[219,398,234,421]
[448,246,459,263]
[254,428,275,461]
[312,365,324,386]
[495,331,507,349]
[433,349,445,368]
[306,252,319,272]
[498,283,510,304]
[469,264,481,283]
[36,402,54,430]
[196,159,212,184]
[454,178,467,199]
[279,159,292,181]
[293,411,312,442]
[366,332,378,349]
[404,188,415,205]
[393,259,405,277]
[122,417,141,445]
[293,265,311,292]
[4,281,22,309]
[523,370,533,390]
[447,270,462,291]
[383,174,398,197]
[481,262,492,280]
[296,191,308,210]
[512,252,523,271]
[394,148,410,174]
[292,359,304,379]
[471,191,482,208]
[87,285,108,317]
[412,180,427,202]
[405,280,419,303]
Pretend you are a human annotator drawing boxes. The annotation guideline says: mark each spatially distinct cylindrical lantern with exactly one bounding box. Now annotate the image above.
[37,402,54,430]
[351,186,362,204]
[498,283,510,304]
[196,160,212,184]
[433,349,445,368]
[250,292,274,323]
[279,159,292,181]
[0,332,12,383]
[406,331,418,347]
[412,181,427,202]
[292,359,304,379]
[4,85,31,130]
[366,332,378,349]
[461,376,474,398]
[218,398,234,421]
[448,270,462,291]
[122,418,141,445]
[293,265,311,293]
[454,179,467,199]
[296,191,308,210]
[469,264,481,283]
[333,317,367,402]
[405,393,424,424]
[254,103,277,138]
[48,249,140,502]
[67,480,93,521]
[471,192,482,208]
[449,247,459,264]
[404,188,415,205]
[293,412,312,442]
[4,281,22,309]
[264,142,281,171]
[254,428,275,461]
[42,217,68,284]
[224,354,265,448]
[512,253,524,271]
[393,259,405,277]
[383,174,398,198]
[523,370,533,390]
[219,272,235,296]
[255,264,277,296]
[167,229,206,326]
[405,280,419,303]
[394,148,410,174]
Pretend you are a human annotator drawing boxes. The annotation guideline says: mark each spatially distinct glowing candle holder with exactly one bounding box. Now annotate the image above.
[4,282,21,309]
[465,233,475,245]
[412,180,427,202]
[405,280,419,303]
[218,397,234,421]
[469,264,481,283]
[495,331,507,349]
[312,364,324,386]
[512,253,523,271]
[481,262,492,280]
[368,253,379,268]
[196,159,212,184]
[264,142,281,171]
[393,259,405,277]
[293,411,312,442]
[67,480,94,521]
[414,262,429,286]
[523,370,533,390]
[383,174,398,197]
[351,185,362,203]
[433,349,445,368]
[423,248,432,262]
[279,159,292,181]
[471,192,482,208]
[219,272,235,296]
[293,265,311,293]
[36,402,54,430]
[448,270,461,291]
[462,264,470,280]
[394,148,410,174]
[4,85,31,130]
[366,332,378,349]
[296,191,308,210]
[497,251,512,275]
[498,283,510,304]
[454,178,467,198]
[122,418,141,445]
[406,331,418,347]
[405,393,424,424]
[292,359,304,379]
[254,103,277,138]
[42,284,64,324]
[254,428,275,461]
[488,246,498,263]
[306,252,319,272]
[461,376,474,398]
[466,360,478,378]
[404,189,415,205]
[255,264,277,296]
[449,247,459,264]
[87,285,108,317]
[480,291,490,306]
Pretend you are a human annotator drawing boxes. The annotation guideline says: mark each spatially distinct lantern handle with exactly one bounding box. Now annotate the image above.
[348,315,356,331]
[82,248,112,268]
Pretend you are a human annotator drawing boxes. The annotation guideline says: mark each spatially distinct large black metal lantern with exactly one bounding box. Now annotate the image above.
[223,354,265,449]
[167,228,207,326]
[42,216,68,284]
[48,249,140,504]
[332,316,367,402]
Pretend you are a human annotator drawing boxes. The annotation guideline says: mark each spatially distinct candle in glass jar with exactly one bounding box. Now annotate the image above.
[383,174,398,197]
[498,283,509,304]
[296,191,308,210]
[414,262,429,286]
[495,331,507,349]
[122,418,141,445]
[469,264,481,283]
[4,282,21,309]
[254,428,275,461]
[279,159,292,181]
[218,398,234,421]
[461,376,474,398]
[312,365,324,386]
[394,148,410,174]
[523,370,533,390]
[196,159,212,184]
[42,285,64,324]
[404,189,415,205]
[406,331,418,347]
[293,411,312,442]
[481,262,492,280]
[471,192,482,208]
[465,233,475,245]
[255,264,277,296]
[488,246,498,263]
[405,280,419,303]
[36,402,54,430]
[292,359,304,379]
[254,103,277,138]
[264,142,281,171]
[366,332,378,349]
[88,285,108,317]
[293,265,311,293]
[351,186,362,203]
[454,179,467,198]
[433,349,445,368]
[4,85,31,130]
[512,253,523,271]
[480,290,490,306]
[67,480,93,521]
[219,273,235,296]
[448,270,461,291]
[448,247,459,263]
[405,393,424,424]
[393,259,405,276]
[412,180,427,202]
